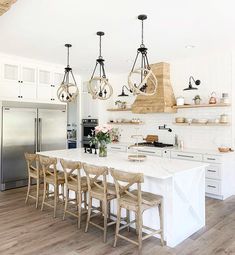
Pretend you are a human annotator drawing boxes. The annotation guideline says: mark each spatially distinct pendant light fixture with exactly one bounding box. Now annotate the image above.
[183,76,201,91]
[128,14,157,96]
[88,31,113,100]
[57,44,79,103]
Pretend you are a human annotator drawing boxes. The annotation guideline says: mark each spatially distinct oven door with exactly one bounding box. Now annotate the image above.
[82,124,96,141]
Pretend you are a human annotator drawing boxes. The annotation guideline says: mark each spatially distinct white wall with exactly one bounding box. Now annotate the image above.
[98,51,234,149]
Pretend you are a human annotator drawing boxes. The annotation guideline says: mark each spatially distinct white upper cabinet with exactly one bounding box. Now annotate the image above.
[0,56,68,103]
[3,63,19,82]
[38,69,52,86]
[21,66,37,85]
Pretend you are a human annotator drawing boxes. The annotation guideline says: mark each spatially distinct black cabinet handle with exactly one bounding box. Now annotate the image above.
[207,169,216,172]
[207,157,216,161]
[207,185,216,188]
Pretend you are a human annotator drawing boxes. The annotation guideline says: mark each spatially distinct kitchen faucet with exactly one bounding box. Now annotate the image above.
[158,124,172,132]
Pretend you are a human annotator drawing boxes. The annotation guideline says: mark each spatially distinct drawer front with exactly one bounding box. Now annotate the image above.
[203,154,221,164]
[170,151,203,161]
[137,148,162,157]
[205,179,221,195]
[205,164,221,180]
[107,145,127,152]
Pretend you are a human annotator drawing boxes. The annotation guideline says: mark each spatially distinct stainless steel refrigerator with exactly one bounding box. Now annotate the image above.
[0,101,67,191]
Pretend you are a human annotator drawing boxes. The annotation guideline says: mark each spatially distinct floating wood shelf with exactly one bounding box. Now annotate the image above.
[108,122,144,125]
[173,122,230,126]
[107,108,132,112]
[172,103,231,109]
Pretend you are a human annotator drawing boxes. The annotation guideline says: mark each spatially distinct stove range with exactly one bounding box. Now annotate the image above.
[135,142,174,148]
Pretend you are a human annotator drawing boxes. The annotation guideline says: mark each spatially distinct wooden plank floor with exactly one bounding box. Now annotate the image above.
[0,187,235,255]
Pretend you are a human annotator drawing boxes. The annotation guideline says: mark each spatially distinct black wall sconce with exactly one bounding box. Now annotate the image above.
[183,76,201,91]
[118,85,133,97]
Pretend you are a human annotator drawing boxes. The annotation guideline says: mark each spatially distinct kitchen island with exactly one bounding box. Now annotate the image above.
[38,148,207,248]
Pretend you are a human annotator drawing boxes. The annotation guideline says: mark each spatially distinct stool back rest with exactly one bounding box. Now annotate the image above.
[39,156,58,182]
[110,168,144,206]
[83,163,108,197]
[60,159,83,190]
[24,153,40,177]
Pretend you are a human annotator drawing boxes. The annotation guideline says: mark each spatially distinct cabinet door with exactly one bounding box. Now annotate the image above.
[21,66,37,85]
[38,69,52,86]
[37,85,53,102]
[0,83,20,99]
[52,72,64,102]
[20,84,37,100]
[3,63,20,82]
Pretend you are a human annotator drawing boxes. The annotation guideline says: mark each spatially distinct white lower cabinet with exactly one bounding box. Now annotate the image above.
[171,151,203,161]
[108,144,234,200]
[205,179,221,196]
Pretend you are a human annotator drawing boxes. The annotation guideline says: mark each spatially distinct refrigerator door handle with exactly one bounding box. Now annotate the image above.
[34,118,37,152]
[38,118,42,152]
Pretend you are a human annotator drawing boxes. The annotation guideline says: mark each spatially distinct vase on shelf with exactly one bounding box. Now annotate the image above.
[99,141,107,157]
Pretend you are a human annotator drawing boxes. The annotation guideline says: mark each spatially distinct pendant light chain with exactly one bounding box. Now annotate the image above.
[141,19,144,46]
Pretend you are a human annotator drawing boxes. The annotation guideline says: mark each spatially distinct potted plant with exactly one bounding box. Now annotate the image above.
[115,100,122,109]
[193,95,201,105]
[90,124,113,157]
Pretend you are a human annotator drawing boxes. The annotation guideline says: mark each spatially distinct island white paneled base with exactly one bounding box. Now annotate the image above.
[38,149,206,248]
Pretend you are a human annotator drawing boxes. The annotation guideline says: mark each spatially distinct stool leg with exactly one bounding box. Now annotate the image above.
[137,210,143,251]
[25,176,31,204]
[126,209,130,232]
[85,195,92,233]
[41,180,46,211]
[103,200,108,243]
[135,212,139,235]
[113,203,121,248]
[36,178,40,209]
[158,203,164,246]
[63,187,69,220]
[84,192,87,211]
[54,184,57,218]
[77,192,82,229]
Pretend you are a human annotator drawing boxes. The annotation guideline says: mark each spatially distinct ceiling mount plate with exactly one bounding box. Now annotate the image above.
[138,14,147,20]
[97,31,105,36]
[65,44,72,48]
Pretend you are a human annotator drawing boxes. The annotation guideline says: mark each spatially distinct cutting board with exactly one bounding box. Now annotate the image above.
[144,135,158,143]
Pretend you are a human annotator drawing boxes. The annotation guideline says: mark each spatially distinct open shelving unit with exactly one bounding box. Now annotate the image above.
[107,108,132,112]
[107,122,144,125]
[172,103,231,109]
[173,122,230,126]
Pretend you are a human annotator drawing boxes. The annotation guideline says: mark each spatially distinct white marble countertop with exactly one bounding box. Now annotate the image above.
[38,148,207,180]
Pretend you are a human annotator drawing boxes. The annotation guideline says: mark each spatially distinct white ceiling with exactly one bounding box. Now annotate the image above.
[0,0,235,76]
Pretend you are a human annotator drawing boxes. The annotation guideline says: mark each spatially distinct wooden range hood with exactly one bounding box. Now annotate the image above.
[131,62,177,113]
[0,0,17,16]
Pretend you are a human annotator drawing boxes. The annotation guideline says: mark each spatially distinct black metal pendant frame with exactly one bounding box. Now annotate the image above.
[128,14,155,94]
[90,31,107,80]
[60,44,78,101]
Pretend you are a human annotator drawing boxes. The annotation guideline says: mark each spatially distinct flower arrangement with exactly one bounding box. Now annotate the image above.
[90,124,113,157]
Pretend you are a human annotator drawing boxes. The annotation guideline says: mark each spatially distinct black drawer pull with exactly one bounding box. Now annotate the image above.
[207,170,216,172]
[110,147,121,150]
[177,154,193,158]
[207,158,215,160]
[207,185,216,188]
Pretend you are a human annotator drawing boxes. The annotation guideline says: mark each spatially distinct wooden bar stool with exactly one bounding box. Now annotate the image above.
[60,159,88,229]
[25,153,41,208]
[40,156,65,218]
[83,163,116,243]
[110,168,164,251]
